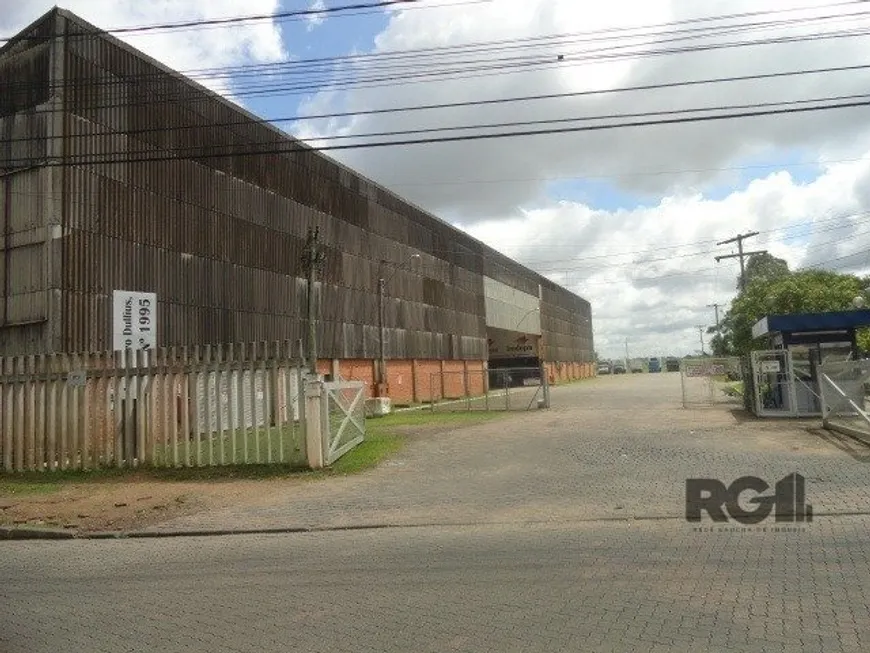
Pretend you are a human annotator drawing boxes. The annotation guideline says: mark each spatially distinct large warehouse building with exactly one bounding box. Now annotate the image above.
[0,8,594,403]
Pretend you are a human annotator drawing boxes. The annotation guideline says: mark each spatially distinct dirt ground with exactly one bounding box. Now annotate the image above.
[0,474,318,533]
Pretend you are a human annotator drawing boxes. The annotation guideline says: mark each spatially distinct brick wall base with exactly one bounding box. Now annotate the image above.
[323,358,594,404]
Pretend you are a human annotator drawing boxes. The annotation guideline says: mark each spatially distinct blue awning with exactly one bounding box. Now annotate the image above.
[752,310,870,339]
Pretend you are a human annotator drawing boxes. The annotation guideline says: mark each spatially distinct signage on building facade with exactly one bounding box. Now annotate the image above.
[488,332,540,359]
[112,290,157,351]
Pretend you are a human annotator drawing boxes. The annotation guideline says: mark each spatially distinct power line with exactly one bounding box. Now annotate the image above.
[3,0,860,61]
[7,12,870,111]
[10,81,870,150]
[5,94,870,170]
[8,7,861,90]
[0,0,429,43]
[8,58,870,150]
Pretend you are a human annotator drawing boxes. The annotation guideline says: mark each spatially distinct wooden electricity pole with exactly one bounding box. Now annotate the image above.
[714,231,767,291]
[302,226,325,375]
[707,303,722,330]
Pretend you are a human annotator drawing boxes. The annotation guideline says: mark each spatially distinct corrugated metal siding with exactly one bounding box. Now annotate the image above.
[541,281,593,363]
[4,11,586,363]
[0,21,57,354]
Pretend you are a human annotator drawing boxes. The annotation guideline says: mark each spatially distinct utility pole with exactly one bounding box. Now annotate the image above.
[302,226,325,375]
[624,337,629,369]
[707,303,722,330]
[696,325,706,355]
[375,254,420,397]
[377,260,387,395]
[714,231,767,291]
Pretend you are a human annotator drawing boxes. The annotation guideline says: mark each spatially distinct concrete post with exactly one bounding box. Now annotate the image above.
[304,378,325,469]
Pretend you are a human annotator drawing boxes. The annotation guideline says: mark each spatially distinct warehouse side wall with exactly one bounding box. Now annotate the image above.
[1,9,594,376]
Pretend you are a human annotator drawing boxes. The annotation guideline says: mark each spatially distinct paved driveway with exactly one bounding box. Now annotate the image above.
[153,372,870,531]
[4,372,870,652]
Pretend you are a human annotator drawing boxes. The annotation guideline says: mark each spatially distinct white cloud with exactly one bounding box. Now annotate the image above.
[464,157,870,358]
[290,0,870,358]
[0,1,287,96]
[306,0,327,32]
[294,0,870,219]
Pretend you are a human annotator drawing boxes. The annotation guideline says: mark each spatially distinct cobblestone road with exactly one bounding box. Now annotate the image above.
[3,373,870,652]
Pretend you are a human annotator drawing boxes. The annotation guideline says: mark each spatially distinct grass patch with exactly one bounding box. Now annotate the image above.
[722,381,744,397]
[371,410,507,428]
[327,429,403,475]
[0,410,507,486]
[153,424,306,469]
[0,482,63,497]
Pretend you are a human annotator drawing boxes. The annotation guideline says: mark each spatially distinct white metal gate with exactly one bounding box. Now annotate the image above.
[322,381,366,465]
[818,359,870,441]
[679,357,743,407]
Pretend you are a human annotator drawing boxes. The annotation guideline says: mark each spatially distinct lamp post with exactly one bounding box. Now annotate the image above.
[377,254,420,396]
[515,307,540,331]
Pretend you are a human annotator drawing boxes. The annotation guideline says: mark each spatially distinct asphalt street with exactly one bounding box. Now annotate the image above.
[3,373,870,652]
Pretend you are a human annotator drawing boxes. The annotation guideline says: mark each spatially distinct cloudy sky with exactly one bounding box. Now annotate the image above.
[5,0,870,358]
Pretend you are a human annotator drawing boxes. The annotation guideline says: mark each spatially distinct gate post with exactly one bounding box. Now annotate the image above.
[540,363,550,409]
[304,378,325,469]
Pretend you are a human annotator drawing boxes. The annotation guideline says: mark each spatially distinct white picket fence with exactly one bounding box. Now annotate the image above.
[0,341,313,471]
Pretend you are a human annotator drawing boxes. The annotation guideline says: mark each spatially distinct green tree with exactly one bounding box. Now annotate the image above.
[722,269,867,354]
[741,252,790,289]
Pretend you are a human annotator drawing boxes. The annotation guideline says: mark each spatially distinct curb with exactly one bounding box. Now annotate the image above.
[5,510,870,541]
[0,526,76,540]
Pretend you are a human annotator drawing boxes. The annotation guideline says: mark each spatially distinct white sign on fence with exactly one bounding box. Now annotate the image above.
[684,363,726,377]
[760,360,782,373]
[112,290,157,351]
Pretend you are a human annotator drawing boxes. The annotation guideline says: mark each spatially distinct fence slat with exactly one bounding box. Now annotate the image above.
[238,342,248,464]
[23,356,36,471]
[192,345,203,467]
[80,354,91,471]
[251,342,261,464]
[276,341,288,464]
[13,356,25,472]
[123,349,135,468]
[35,355,46,472]
[58,355,70,470]
[46,355,58,471]
[113,351,124,468]
[181,347,191,468]
[215,344,225,466]
[2,357,12,472]
[226,343,238,465]
[168,347,178,468]
[97,352,109,469]
[204,345,214,467]
[152,349,163,466]
[264,342,274,465]
[136,350,148,467]
[69,353,82,471]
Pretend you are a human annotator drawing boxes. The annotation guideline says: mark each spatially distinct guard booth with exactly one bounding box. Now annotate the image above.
[749,310,870,417]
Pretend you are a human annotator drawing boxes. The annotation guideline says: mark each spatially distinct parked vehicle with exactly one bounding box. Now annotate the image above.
[631,361,644,373]
[648,357,662,373]
[612,362,627,374]
[597,362,612,375]
[665,357,680,372]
